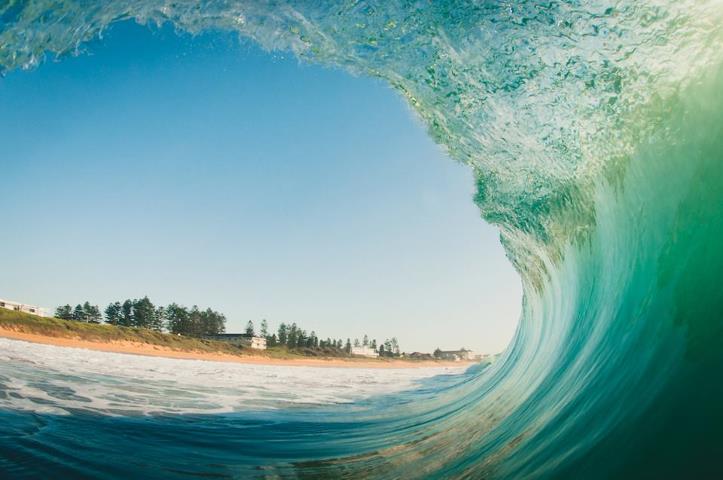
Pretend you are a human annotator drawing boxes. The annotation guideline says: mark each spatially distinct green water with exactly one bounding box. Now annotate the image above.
[1,1,722,478]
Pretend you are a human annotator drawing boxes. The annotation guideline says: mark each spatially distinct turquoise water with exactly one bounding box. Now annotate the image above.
[2,1,723,478]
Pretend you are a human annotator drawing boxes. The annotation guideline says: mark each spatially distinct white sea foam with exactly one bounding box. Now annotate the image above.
[0,338,466,416]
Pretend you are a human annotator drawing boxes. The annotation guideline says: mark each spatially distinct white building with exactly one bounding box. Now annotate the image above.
[351,345,379,358]
[434,348,472,361]
[0,298,48,317]
[245,335,267,350]
[466,351,488,361]
[203,334,267,350]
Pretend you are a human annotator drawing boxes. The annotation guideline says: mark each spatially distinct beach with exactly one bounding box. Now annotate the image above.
[0,326,472,369]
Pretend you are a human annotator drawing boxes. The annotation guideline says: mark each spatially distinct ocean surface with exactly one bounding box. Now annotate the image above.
[1,1,723,479]
[0,338,469,415]
[0,338,477,479]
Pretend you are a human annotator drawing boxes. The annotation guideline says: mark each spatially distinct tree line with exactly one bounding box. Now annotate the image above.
[55,300,400,355]
[55,302,102,323]
[244,320,401,357]
[55,297,226,336]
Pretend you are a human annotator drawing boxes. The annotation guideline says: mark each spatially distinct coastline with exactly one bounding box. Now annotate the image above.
[0,327,474,369]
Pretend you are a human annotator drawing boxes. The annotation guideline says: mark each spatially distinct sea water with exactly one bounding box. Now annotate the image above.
[0,338,468,416]
[1,1,722,478]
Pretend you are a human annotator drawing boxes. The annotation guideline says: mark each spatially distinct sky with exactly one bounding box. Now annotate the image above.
[0,21,521,354]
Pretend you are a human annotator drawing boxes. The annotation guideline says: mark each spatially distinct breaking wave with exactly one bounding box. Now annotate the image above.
[1,1,722,478]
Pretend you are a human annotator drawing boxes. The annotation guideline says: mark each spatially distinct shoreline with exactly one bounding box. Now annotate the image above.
[0,327,474,369]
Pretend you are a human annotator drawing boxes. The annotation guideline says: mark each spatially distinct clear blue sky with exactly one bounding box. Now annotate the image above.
[0,21,520,354]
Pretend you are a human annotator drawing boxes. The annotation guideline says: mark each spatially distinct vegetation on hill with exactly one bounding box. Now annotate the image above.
[249,319,402,357]
[0,309,424,362]
[52,296,404,358]
[0,308,241,355]
[55,297,225,336]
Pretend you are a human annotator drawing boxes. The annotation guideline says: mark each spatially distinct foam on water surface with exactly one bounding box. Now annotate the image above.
[0,338,467,416]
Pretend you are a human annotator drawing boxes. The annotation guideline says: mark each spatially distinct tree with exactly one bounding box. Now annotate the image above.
[150,306,166,332]
[73,304,86,322]
[363,334,369,347]
[278,323,288,345]
[379,344,385,356]
[165,303,190,335]
[307,331,315,348]
[132,297,156,329]
[120,300,134,327]
[245,320,255,336]
[187,306,204,337]
[371,339,377,351]
[267,334,278,347]
[354,338,360,347]
[391,337,400,356]
[55,305,73,320]
[288,323,298,348]
[199,308,225,335]
[104,302,122,325]
[384,339,393,357]
[260,319,269,338]
[298,330,307,348]
[83,302,102,323]
[345,338,352,354]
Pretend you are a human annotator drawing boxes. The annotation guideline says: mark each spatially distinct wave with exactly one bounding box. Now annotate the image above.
[1,1,723,478]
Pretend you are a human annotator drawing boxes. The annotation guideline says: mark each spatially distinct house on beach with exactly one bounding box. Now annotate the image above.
[351,345,379,358]
[203,333,267,350]
[0,298,48,317]
[433,348,473,361]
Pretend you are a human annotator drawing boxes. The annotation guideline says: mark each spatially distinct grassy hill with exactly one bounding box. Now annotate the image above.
[0,308,309,358]
[0,309,384,361]
[0,309,455,364]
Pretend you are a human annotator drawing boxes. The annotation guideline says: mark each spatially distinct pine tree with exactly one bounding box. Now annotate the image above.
[288,323,298,348]
[55,305,73,320]
[188,306,203,337]
[73,304,85,322]
[150,306,165,332]
[104,302,122,325]
[120,300,134,327]
[132,297,156,329]
[277,323,288,345]
[246,320,255,336]
[260,319,269,338]
[84,302,102,323]
[391,337,400,356]
[165,303,189,335]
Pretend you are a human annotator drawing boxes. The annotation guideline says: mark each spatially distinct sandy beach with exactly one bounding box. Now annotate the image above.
[0,327,473,369]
